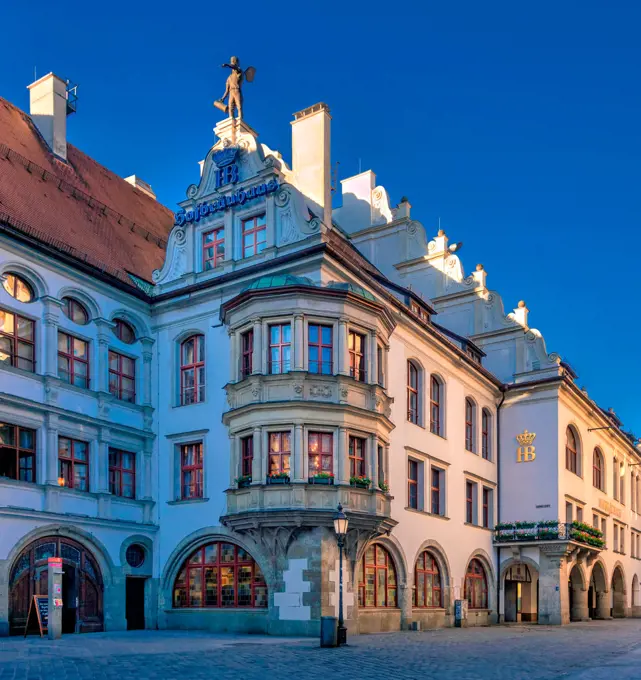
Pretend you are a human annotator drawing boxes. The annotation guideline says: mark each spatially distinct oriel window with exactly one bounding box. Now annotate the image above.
[308,324,333,375]
[268,324,291,374]
[348,331,366,382]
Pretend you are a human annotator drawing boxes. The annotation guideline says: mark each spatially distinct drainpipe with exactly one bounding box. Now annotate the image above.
[495,385,507,624]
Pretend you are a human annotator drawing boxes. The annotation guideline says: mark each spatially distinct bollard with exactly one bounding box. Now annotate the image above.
[320,616,338,647]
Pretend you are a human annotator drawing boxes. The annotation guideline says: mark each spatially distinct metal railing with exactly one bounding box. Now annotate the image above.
[494,521,605,549]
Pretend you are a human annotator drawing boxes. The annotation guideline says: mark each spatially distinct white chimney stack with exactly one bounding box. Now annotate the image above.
[291,102,332,227]
[27,73,69,160]
[124,175,156,200]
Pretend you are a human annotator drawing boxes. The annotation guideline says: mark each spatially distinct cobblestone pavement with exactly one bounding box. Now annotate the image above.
[2,620,641,680]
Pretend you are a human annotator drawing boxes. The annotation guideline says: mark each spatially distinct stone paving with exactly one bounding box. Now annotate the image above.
[1,621,641,679]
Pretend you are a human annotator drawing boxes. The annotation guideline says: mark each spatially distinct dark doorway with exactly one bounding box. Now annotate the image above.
[62,565,78,633]
[126,578,145,630]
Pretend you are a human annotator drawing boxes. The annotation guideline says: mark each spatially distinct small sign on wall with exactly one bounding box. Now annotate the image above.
[516,430,536,463]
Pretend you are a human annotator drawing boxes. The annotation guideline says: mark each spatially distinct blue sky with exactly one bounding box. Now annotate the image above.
[1,0,640,433]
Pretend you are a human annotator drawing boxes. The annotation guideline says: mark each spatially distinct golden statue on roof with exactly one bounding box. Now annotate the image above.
[213,56,256,121]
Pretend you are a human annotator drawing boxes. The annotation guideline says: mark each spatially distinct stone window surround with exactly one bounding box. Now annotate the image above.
[404,446,450,518]
[464,471,497,529]
[229,423,389,487]
[165,429,209,503]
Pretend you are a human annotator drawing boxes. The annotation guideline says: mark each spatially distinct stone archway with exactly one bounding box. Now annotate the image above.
[631,575,641,617]
[568,563,588,621]
[501,559,539,623]
[611,565,626,618]
[590,561,610,620]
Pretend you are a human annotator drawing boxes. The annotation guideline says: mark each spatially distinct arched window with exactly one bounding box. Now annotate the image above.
[173,541,267,608]
[113,318,136,344]
[62,297,89,325]
[2,273,34,303]
[613,457,619,499]
[593,448,604,490]
[180,335,205,405]
[430,376,443,436]
[481,409,491,460]
[465,558,488,609]
[414,551,442,608]
[465,398,476,452]
[565,427,579,475]
[407,361,420,424]
[358,544,397,608]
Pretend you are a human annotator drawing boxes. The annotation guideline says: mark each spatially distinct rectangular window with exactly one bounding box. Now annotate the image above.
[620,466,625,505]
[601,518,607,547]
[377,344,384,386]
[0,308,35,372]
[0,423,36,483]
[482,488,491,528]
[348,331,366,382]
[613,458,619,499]
[621,527,625,554]
[242,214,267,258]
[241,436,253,478]
[308,432,333,477]
[108,351,136,403]
[241,330,253,379]
[377,445,385,487]
[565,501,573,524]
[481,411,490,460]
[202,227,225,270]
[268,323,291,374]
[614,524,619,552]
[576,506,583,523]
[408,459,419,509]
[108,448,135,498]
[430,377,441,436]
[465,400,474,452]
[180,442,203,499]
[633,533,636,559]
[58,437,89,491]
[57,331,89,388]
[632,473,636,513]
[308,324,333,375]
[466,481,475,524]
[593,514,599,529]
[268,431,291,477]
[349,436,366,478]
[431,467,442,515]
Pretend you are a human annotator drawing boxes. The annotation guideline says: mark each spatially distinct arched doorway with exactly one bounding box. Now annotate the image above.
[589,562,609,620]
[504,563,538,622]
[611,566,626,618]
[568,563,587,621]
[9,536,103,635]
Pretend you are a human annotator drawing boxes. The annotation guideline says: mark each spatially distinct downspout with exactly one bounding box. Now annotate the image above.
[495,385,507,624]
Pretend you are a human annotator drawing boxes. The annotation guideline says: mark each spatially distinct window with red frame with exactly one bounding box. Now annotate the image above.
[308,432,333,478]
[0,308,35,372]
[58,437,89,491]
[431,467,442,515]
[593,448,604,489]
[349,436,366,479]
[465,559,488,609]
[308,324,333,374]
[466,481,474,524]
[61,297,89,325]
[2,273,33,302]
[407,361,419,423]
[202,227,225,270]
[180,335,205,405]
[348,331,366,382]
[108,351,136,403]
[414,551,442,608]
[358,544,397,608]
[113,318,136,344]
[108,448,135,498]
[430,376,441,435]
[481,409,491,460]
[242,214,266,258]
[240,330,253,378]
[268,432,291,477]
[241,436,253,478]
[566,426,578,474]
[0,423,35,482]
[408,459,419,509]
[180,443,203,499]
[482,488,491,528]
[173,542,267,608]
[57,332,89,389]
[465,398,476,452]
[268,324,291,374]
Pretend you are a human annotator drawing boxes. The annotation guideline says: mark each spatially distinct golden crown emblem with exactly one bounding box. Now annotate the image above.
[516,430,536,446]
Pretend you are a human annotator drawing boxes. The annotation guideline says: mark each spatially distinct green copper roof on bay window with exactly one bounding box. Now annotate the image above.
[243,274,316,291]
[326,281,376,301]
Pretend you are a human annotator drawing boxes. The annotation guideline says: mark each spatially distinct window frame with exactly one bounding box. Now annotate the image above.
[61,297,89,325]
[268,323,291,375]
[202,226,225,270]
[0,423,36,483]
[482,487,491,528]
[108,448,136,499]
[2,272,34,303]
[431,466,442,515]
[240,329,253,379]
[430,376,442,436]
[413,551,442,609]
[465,398,476,452]
[408,458,419,509]
[113,318,136,344]
[108,350,136,403]
[481,409,491,460]
[241,214,267,259]
[407,361,419,424]
[358,544,397,608]
[308,431,333,477]
[349,436,366,478]
[308,323,333,375]
[466,480,475,524]
[593,448,604,490]
[0,307,36,372]
[57,331,90,389]
[58,436,89,491]
[180,334,205,405]
[565,426,579,475]
[241,436,253,479]
[465,559,488,610]
[180,442,204,499]
[348,330,366,382]
[268,431,291,477]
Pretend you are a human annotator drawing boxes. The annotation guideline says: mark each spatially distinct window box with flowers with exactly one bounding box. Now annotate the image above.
[309,472,334,485]
[267,472,290,485]
[235,475,252,488]
[350,475,371,489]
[378,481,390,493]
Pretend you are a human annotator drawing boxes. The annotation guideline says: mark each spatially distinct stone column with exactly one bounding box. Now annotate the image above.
[570,584,589,621]
[251,426,262,483]
[595,590,612,619]
[366,331,376,384]
[42,299,60,377]
[96,428,110,493]
[262,321,269,373]
[371,331,379,385]
[294,315,304,370]
[337,427,349,485]
[251,319,262,375]
[45,413,59,485]
[537,547,570,625]
[140,337,154,406]
[94,319,113,393]
[369,434,378,486]
[229,434,239,487]
[293,424,304,482]
[338,319,349,376]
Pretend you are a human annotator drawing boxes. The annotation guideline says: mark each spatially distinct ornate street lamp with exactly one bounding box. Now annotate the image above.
[333,503,349,645]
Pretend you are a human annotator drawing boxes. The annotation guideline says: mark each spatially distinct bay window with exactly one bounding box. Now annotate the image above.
[348,331,365,382]
[268,431,291,477]
[308,432,333,477]
[349,436,366,479]
[308,324,332,375]
[268,323,291,374]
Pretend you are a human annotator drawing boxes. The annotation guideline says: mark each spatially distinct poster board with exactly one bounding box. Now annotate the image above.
[24,595,48,637]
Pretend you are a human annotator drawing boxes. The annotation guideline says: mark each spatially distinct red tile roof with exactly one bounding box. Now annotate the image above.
[0,97,174,291]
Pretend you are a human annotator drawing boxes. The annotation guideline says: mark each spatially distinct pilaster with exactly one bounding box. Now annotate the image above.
[251,318,262,375]
[338,318,349,376]
[140,337,154,406]
[294,314,304,371]
[338,427,349,484]
[294,424,304,482]
[251,426,262,483]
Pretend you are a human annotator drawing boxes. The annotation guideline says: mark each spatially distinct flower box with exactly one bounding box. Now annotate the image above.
[267,475,290,485]
[236,477,251,488]
[309,476,334,485]
[350,479,371,489]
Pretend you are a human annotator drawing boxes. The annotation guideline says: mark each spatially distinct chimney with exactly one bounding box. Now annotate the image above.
[124,175,156,200]
[291,103,331,227]
[27,73,72,160]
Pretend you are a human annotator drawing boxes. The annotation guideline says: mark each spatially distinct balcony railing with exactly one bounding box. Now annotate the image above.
[494,520,605,550]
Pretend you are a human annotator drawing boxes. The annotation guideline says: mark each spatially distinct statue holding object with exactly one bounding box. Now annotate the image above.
[214,56,256,121]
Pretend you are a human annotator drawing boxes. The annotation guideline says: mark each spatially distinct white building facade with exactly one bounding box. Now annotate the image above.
[0,73,639,636]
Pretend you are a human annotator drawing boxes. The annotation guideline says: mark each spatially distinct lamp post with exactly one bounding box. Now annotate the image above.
[333,503,349,646]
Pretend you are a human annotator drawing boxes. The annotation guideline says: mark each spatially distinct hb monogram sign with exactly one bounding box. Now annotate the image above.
[516,430,536,463]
